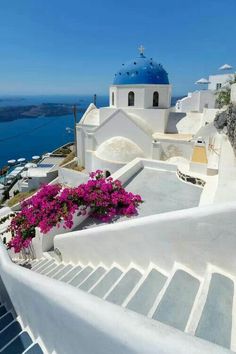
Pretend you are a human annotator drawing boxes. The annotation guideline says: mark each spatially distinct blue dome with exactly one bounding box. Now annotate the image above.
[113,53,169,85]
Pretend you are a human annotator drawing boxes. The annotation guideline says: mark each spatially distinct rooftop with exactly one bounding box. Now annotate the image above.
[113,49,169,86]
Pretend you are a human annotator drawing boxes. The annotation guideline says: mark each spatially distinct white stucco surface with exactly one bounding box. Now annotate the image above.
[80,103,100,126]
[110,84,171,109]
[0,240,229,354]
[231,83,236,104]
[208,73,234,90]
[95,136,145,163]
[176,90,215,113]
[55,202,236,278]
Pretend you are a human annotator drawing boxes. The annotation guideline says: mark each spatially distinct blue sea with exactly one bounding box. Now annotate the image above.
[0,95,181,168]
[0,95,108,168]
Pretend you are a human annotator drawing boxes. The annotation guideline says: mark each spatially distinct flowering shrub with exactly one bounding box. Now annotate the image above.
[6,170,143,253]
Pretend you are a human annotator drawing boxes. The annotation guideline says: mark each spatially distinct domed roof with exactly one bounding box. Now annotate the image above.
[96,136,145,163]
[113,52,169,85]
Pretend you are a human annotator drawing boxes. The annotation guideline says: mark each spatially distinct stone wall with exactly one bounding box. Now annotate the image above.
[214,104,236,154]
[177,170,206,187]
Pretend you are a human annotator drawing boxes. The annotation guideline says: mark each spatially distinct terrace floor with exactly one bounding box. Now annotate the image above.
[76,167,203,230]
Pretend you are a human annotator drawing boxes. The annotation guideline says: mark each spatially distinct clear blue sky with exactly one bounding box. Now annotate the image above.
[0,0,235,97]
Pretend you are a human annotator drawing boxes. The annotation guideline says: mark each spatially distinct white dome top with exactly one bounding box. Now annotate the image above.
[95,136,144,163]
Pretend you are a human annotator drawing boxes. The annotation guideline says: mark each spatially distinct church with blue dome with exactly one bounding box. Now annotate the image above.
[76,47,176,173]
[109,46,171,110]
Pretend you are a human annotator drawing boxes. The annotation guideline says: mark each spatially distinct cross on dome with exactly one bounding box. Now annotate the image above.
[138,45,145,55]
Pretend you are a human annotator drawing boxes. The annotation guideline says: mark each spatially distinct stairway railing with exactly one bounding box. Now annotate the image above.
[54,201,236,277]
[0,240,229,354]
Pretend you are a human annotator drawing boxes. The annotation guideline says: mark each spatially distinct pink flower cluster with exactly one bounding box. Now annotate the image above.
[7,170,143,253]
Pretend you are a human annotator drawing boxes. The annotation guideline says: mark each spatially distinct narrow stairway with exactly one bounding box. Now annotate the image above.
[0,295,44,354]
[24,256,235,352]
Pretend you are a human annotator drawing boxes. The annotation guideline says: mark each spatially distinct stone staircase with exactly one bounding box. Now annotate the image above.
[25,256,235,352]
[0,295,44,353]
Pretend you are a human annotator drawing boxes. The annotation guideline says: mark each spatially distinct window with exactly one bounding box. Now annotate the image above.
[128,91,135,106]
[216,83,222,90]
[153,91,159,107]
[112,92,115,106]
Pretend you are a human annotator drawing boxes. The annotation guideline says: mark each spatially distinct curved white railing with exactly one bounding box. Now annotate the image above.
[55,202,236,277]
[0,241,229,354]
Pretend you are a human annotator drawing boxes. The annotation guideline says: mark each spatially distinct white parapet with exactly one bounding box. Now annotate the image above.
[54,201,236,278]
[0,237,231,354]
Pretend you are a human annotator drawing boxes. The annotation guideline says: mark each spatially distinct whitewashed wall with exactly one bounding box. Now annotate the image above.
[32,209,89,259]
[0,241,227,354]
[110,85,171,109]
[100,106,169,132]
[160,140,193,160]
[208,74,234,90]
[27,170,58,190]
[86,151,125,174]
[176,91,215,113]
[58,164,88,187]
[55,202,236,278]
[94,110,153,157]
[231,83,236,104]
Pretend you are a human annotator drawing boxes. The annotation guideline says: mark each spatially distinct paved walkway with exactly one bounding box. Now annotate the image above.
[76,167,202,230]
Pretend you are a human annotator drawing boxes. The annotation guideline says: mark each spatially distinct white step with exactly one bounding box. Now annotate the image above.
[195,273,234,349]
[90,267,123,298]
[79,267,107,291]
[69,266,94,287]
[152,270,200,331]
[53,265,73,280]
[126,269,167,315]
[105,268,142,305]
[60,265,82,283]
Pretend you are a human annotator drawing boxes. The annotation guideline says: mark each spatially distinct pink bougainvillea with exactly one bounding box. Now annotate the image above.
[6,170,143,253]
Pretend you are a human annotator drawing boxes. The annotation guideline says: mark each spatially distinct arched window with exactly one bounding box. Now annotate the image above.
[128,91,135,106]
[153,91,159,107]
[112,92,115,106]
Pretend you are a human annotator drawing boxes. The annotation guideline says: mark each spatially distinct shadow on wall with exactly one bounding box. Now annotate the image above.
[166,112,187,133]
[161,144,185,160]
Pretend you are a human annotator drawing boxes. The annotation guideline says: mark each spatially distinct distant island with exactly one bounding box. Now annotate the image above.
[0,103,85,122]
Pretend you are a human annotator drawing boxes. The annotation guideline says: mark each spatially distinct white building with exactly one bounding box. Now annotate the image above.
[176,90,215,112]
[208,73,234,91]
[76,49,173,173]
[176,67,235,113]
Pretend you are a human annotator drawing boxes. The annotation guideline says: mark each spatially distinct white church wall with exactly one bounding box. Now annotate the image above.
[100,106,169,133]
[110,84,171,110]
[99,107,117,123]
[143,85,171,108]
[91,152,125,174]
[113,86,145,108]
[125,108,169,133]
[94,111,153,157]
[76,127,86,166]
